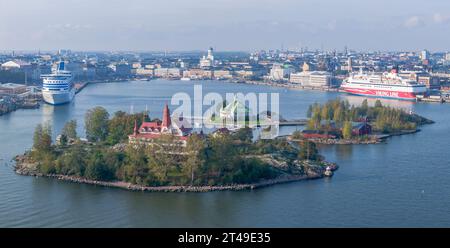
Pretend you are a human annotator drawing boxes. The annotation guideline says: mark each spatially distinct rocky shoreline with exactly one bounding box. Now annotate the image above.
[14,155,338,193]
[291,129,422,145]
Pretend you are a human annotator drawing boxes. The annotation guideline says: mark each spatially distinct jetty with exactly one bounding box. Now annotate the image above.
[279,119,308,126]
[75,82,89,94]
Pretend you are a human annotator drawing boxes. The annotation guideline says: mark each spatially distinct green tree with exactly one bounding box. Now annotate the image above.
[123,143,149,185]
[182,133,206,185]
[342,121,353,139]
[333,106,345,125]
[375,99,383,108]
[107,111,142,145]
[85,150,115,181]
[85,107,110,142]
[55,144,86,176]
[360,99,369,116]
[298,139,319,161]
[306,105,313,118]
[147,134,181,184]
[33,123,52,152]
[62,120,77,140]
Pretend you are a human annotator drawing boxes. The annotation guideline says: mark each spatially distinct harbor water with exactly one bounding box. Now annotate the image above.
[0,80,449,227]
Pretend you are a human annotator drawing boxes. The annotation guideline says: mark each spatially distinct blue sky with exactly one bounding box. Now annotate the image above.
[0,0,449,51]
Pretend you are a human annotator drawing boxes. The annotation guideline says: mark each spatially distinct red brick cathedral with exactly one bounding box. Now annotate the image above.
[128,104,191,145]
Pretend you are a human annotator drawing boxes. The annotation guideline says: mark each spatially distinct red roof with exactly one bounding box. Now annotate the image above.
[140,122,161,129]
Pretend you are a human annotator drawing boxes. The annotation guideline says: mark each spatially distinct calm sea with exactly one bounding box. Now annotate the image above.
[0,80,449,227]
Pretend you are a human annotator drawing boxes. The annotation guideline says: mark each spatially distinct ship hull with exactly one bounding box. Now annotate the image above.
[341,87,418,100]
[42,88,75,105]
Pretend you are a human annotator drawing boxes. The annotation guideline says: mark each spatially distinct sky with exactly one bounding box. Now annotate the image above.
[0,0,449,52]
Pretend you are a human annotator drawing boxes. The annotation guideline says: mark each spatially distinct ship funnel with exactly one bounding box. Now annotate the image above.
[58,61,65,71]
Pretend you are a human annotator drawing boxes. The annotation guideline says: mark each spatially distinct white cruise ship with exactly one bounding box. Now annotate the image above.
[41,62,75,105]
[340,69,427,100]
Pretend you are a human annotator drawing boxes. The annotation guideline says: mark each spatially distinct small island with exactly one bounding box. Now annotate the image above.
[15,105,337,192]
[291,99,434,144]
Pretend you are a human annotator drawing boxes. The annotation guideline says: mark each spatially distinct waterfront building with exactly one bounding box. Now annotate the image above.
[183,69,212,79]
[1,60,31,70]
[0,83,28,95]
[115,62,132,77]
[132,62,142,69]
[351,122,372,136]
[270,63,295,81]
[154,68,182,78]
[134,68,154,76]
[213,70,233,79]
[399,71,440,89]
[289,71,332,87]
[128,104,191,146]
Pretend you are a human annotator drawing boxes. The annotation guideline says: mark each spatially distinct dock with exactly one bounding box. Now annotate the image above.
[278,119,308,126]
[416,96,448,103]
[75,82,89,94]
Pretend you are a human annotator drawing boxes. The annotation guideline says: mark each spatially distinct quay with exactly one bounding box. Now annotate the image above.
[416,94,450,103]
[74,82,89,94]
[279,119,308,126]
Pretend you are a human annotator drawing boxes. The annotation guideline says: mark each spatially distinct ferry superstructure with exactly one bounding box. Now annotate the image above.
[340,69,427,100]
[41,62,75,105]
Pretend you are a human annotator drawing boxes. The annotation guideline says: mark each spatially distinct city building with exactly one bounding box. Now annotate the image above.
[399,71,440,89]
[183,69,213,79]
[115,62,132,77]
[270,63,295,81]
[1,60,31,70]
[200,47,214,68]
[154,68,182,78]
[351,122,372,136]
[213,70,233,79]
[0,83,28,95]
[420,50,430,61]
[134,68,154,76]
[290,71,332,87]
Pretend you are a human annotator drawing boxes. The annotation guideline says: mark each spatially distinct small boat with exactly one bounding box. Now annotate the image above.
[324,166,333,177]
[180,77,191,81]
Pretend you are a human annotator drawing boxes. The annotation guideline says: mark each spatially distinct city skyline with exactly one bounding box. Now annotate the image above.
[1,0,450,52]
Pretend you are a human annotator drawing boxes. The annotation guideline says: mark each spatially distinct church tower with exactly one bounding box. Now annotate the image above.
[162,104,171,129]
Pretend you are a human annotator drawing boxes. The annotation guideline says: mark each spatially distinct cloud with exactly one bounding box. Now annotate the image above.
[46,23,93,31]
[433,13,450,24]
[403,16,423,28]
[327,20,337,30]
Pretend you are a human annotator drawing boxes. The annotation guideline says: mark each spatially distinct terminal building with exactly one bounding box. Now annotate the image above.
[289,62,332,87]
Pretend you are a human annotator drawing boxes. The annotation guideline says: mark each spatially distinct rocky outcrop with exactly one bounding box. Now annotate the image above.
[14,153,338,193]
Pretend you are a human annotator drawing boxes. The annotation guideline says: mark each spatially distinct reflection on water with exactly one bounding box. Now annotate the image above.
[342,95,415,111]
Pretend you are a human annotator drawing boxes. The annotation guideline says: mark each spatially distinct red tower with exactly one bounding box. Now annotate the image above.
[133,119,138,135]
[162,104,171,128]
